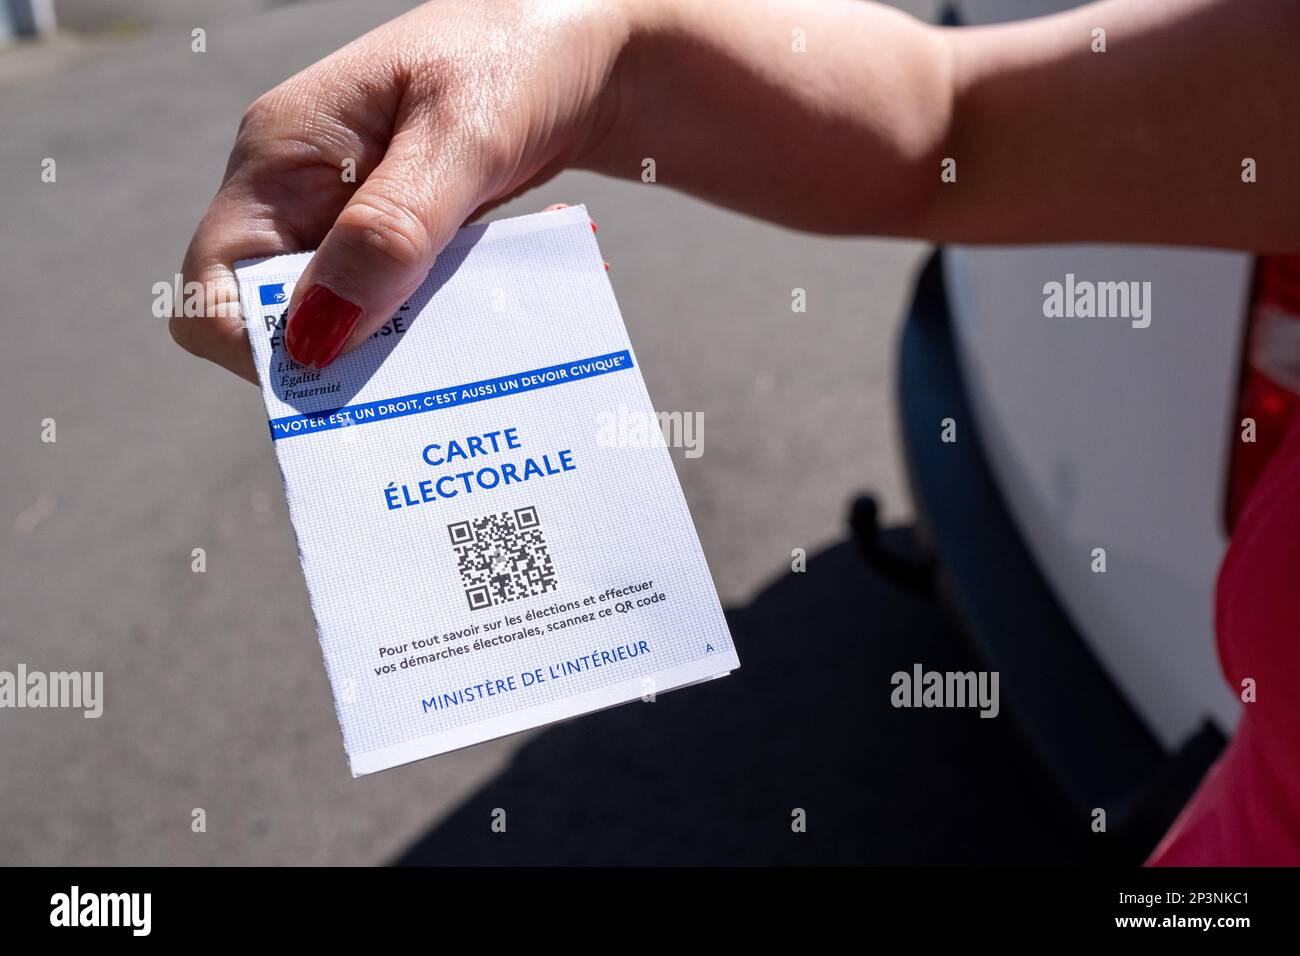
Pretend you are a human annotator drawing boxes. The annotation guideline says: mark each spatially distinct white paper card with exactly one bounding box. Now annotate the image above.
[235,205,739,776]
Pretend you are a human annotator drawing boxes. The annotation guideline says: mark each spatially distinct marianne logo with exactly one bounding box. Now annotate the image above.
[258,281,293,307]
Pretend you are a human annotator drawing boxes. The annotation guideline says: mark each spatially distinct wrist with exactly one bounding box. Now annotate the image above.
[574,0,680,174]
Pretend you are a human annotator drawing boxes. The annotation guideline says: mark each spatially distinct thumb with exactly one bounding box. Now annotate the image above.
[283,129,476,369]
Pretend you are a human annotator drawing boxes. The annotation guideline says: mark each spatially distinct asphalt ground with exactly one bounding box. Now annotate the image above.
[0,0,1103,867]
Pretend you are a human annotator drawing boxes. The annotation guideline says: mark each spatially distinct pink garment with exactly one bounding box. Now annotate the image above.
[1149,420,1300,865]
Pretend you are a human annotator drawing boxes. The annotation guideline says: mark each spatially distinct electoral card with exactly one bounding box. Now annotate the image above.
[235,204,739,776]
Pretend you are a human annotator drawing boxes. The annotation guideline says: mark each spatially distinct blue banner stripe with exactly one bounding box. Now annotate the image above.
[267,350,635,441]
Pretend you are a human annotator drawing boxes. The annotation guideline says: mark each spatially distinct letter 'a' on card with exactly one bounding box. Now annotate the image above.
[235,205,739,776]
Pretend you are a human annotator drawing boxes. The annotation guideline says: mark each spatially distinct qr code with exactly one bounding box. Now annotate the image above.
[449,506,557,611]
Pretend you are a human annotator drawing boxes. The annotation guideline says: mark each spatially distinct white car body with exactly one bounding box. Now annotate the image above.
[945,0,1246,748]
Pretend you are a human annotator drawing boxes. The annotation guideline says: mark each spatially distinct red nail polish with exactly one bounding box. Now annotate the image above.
[285,285,362,369]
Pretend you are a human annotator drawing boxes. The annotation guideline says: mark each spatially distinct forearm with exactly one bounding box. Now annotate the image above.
[587,0,1300,251]
[582,0,953,236]
[939,0,1300,250]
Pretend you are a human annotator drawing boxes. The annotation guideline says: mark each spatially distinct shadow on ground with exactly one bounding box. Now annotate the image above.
[394,523,1097,865]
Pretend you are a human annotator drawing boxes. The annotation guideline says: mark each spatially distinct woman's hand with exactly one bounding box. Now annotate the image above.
[172,0,632,380]
[177,0,1298,383]
[171,0,965,382]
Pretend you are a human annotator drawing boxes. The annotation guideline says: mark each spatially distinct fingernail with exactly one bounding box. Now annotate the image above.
[285,285,362,368]
[541,203,596,233]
